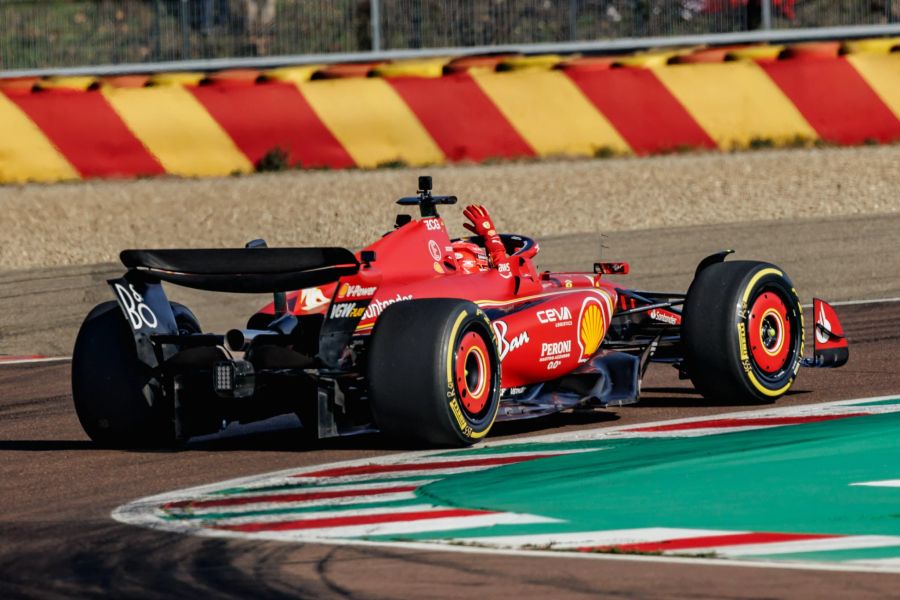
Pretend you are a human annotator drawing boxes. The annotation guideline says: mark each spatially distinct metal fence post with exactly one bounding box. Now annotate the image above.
[412,0,422,49]
[371,0,382,51]
[180,0,190,58]
[569,0,578,41]
[153,0,163,60]
[761,0,772,30]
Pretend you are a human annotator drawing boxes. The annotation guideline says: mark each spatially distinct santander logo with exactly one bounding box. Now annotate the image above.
[492,320,529,362]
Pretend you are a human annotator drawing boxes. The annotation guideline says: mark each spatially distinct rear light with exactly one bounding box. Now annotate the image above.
[213,360,255,398]
[214,363,232,392]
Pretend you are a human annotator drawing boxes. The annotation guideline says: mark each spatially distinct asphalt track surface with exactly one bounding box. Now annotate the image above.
[2,216,900,598]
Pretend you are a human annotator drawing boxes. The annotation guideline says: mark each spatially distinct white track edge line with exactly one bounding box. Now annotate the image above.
[0,356,70,365]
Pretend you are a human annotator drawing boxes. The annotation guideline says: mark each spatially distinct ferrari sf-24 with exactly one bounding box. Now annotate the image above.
[72,177,849,448]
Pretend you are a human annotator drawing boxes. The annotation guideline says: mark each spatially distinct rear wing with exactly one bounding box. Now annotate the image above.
[109,246,360,369]
[119,247,359,293]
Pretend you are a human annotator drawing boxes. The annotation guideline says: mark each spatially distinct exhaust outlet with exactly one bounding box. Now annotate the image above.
[225,329,270,352]
[225,315,298,352]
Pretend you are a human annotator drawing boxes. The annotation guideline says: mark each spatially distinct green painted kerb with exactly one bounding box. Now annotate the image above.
[377,411,900,543]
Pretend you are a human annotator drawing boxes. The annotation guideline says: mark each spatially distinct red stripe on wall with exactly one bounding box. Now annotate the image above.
[217,508,492,532]
[164,485,418,511]
[761,58,900,144]
[564,68,716,154]
[580,532,836,553]
[628,413,866,432]
[5,89,164,178]
[296,454,558,478]
[387,73,535,161]
[190,82,355,168]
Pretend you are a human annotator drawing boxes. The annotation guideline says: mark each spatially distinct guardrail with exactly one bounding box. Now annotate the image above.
[1,0,897,74]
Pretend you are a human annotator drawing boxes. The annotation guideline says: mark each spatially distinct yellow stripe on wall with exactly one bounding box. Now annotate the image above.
[846,54,900,121]
[654,62,817,149]
[102,86,253,176]
[470,70,630,156]
[0,94,79,183]
[298,78,444,168]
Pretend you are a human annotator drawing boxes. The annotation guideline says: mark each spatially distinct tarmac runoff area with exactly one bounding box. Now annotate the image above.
[1,147,900,598]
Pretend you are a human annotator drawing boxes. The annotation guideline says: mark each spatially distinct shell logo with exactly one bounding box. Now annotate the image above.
[577,298,605,361]
[337,283,349,298]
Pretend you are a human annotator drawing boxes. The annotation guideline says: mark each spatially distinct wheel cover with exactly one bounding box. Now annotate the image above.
[748,291,792,374]
[455,331,490,416]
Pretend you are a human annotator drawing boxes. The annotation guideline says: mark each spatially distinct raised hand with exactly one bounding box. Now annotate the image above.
[463,205,506,266]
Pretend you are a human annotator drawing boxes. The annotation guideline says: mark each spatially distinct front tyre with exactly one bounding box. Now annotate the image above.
[682,261,804,404]
[367,299,501,447]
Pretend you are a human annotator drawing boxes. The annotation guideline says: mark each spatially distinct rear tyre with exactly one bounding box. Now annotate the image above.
[368,299,501,447]
[72,301,181,448]
[171,302,201,335]
[682,261,804,404]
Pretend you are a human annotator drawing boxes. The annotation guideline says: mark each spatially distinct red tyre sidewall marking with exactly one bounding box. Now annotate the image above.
[748,291,791,374]
[455,330,490,415]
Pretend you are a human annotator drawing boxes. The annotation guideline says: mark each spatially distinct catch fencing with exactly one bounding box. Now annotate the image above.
[0,0,898,71]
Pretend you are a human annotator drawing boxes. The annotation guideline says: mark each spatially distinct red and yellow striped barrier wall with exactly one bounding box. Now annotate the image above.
[1,50,899,183]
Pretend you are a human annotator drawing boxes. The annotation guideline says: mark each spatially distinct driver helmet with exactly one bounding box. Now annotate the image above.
[451,241,490,274]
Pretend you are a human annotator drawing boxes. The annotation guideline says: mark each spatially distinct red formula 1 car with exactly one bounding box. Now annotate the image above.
[72,177,849,448]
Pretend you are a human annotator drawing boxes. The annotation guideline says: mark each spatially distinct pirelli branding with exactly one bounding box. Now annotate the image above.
[738,322,753,374]
[449,398,472,437]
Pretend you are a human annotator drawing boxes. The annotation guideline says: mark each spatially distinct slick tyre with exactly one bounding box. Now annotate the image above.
[368,299,501,447]
[171,302,201,335]
[72,301,179,448]
[682,261,804,404]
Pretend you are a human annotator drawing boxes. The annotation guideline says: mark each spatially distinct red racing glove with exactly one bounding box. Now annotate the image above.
[463,205,507,267]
